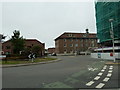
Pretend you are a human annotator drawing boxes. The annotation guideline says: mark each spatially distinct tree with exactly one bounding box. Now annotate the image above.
[32,45,42,56]
[11,30,25,54]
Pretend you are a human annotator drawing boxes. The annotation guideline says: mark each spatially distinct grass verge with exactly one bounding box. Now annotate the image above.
[2,57,57,65]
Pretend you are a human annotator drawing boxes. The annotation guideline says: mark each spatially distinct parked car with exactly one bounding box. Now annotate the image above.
[51,53,57,56]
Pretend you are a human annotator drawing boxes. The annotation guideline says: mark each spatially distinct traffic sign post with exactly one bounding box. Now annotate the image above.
[28,53,36,62]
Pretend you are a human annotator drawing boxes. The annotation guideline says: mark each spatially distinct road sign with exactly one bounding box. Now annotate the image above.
[28,53,36,62]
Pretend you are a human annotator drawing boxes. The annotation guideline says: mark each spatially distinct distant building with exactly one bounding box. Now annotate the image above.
[2,39,45,56]
[91,1,120,60]
[0,34,2,42]
[0,34,6,55]
[55,29,98,54]
[48,48,55,54]
[95,1,120,46]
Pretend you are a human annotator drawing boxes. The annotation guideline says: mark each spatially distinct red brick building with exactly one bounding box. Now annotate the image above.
[55,30,98,54]
[2,39,45,56]
[48,48,55,54]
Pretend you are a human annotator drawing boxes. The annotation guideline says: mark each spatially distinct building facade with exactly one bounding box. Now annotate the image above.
[0,34,6,55]
[55,30,98,54]
[48,48,55,54]
[91,1,120,60]
[2,39,45,56]
[95,1,120,46]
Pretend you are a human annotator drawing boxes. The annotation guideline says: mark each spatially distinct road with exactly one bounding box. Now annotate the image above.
[2,55,120,89]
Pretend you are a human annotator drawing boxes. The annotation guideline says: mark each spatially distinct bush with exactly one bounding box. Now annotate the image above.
[3,54,28,61]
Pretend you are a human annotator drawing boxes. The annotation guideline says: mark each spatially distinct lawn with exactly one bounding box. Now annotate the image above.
[2,57,57,65]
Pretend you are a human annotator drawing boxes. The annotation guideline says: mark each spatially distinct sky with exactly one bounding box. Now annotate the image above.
[0,0,97,49]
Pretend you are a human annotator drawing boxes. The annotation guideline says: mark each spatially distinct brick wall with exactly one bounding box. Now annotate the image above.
[2,39,45,56]
[55,32,98,54]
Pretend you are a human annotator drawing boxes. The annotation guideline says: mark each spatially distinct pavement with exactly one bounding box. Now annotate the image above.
[1,55,120,89]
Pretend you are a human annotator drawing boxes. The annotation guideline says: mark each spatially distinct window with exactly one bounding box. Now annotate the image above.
[6,52,10,54]
[75,44,78,47]
[70,44,73,47]
[70,39,73,42]
[81,39,83,42]
[70,50,73,53]
[64,50,67,54]
[69,34,73,37]
[83,34,86,37]
[64,39,66,42]
[6,46,10,49]
[64,44,66,47]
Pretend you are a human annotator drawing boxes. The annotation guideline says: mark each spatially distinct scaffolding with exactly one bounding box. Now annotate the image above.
[95,2,120,43]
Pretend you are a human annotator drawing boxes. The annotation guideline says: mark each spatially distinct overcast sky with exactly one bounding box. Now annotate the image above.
[1,1,97,49]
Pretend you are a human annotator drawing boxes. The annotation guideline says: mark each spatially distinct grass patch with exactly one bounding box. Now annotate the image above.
[0,61,2,64]
[2,57,57,65]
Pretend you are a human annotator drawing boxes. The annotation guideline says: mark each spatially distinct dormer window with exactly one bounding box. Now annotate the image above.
[69,34,73,37]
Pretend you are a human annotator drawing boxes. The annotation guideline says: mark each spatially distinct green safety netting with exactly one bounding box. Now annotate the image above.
[95,2,120,43]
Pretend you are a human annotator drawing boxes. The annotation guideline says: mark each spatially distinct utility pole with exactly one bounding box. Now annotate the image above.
[109,19,115,62]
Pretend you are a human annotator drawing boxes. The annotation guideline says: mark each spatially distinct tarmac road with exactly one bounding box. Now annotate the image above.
[2,55,120,89]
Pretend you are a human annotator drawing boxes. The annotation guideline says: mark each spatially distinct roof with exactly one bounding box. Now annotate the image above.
[55,32,97,41]
[25,39,45,45]
[3,39,44,45]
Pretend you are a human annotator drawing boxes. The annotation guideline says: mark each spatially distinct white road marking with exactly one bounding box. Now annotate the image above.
[103,67,107,69]
[101,69,105,72]
[108,70,113,73]
[107,73,112,77]
[109,67,113,70]
[94,76,100,80]
[86,81,94,86]
[103,77,110,82]
[103,65,107,69]
[110,66,113,68]
[96,83,105,88]
[98,73,103,76]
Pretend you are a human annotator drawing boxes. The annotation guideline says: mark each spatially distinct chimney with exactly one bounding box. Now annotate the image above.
[86,29,89,34]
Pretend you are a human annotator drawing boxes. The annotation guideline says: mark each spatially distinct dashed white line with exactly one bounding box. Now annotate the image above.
[101,69,105,72]
[96,83,105,88]
[103,77,110,82]
[98,72,103,76]
[94,76,100,80]
[86,81,94,86]
[103,65,107,69]
[104,65,107,67]
[108,70,113,73]
[110,66,113,68]
[107,73,112,77]
[109,67,113,70]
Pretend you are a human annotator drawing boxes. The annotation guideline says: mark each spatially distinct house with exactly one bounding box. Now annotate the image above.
[2,39,45,56]
[48,48,55,54]
[0,34,6,55]
[54,29,98,54]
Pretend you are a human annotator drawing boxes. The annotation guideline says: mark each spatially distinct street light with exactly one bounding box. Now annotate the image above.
[109,19,115,62]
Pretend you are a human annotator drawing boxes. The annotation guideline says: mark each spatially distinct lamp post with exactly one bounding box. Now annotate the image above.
[109,19,115,62]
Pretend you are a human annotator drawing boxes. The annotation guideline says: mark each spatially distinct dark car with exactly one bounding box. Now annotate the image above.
[51,53,57,56]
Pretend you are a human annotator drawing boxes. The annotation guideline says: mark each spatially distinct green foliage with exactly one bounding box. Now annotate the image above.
[32,45,42,55]
[11,30,25,54]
